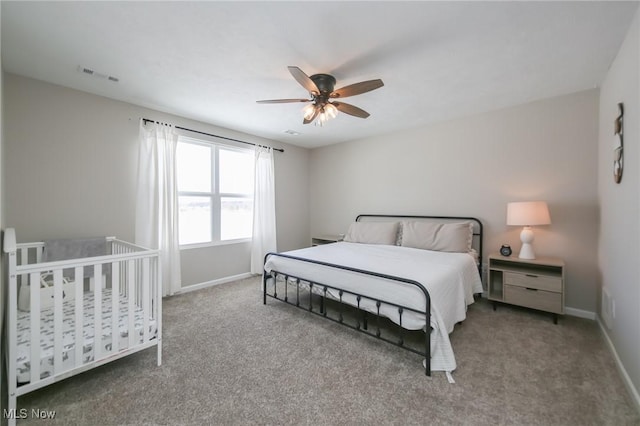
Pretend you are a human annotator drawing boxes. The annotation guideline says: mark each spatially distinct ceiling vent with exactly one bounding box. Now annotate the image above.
[78,65,119,82]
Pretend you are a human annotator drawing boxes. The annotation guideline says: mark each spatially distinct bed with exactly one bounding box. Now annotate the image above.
[263,215,483,378]
[3,229,161,426]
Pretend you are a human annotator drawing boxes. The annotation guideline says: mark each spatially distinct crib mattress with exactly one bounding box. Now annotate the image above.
[15,288,157,383]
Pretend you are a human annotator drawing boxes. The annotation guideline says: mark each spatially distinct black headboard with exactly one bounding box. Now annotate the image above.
[355,214,484,269]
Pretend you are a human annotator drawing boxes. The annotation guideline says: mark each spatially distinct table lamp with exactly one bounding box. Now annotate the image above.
[506,201,551,260]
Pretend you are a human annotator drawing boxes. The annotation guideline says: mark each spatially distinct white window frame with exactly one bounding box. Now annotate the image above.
[178,136,254,249]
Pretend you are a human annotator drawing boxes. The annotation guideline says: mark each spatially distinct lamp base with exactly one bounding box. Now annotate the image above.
[518,243,536,260]
[518,226,536,260]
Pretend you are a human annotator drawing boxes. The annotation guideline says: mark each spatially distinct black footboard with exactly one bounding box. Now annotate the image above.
[263,252,432,376]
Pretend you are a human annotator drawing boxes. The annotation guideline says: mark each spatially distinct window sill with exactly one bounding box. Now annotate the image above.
[180,238,252,251]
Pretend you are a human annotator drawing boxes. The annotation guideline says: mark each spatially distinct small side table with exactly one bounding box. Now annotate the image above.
[487,253,565,323]
[311,235,343,246]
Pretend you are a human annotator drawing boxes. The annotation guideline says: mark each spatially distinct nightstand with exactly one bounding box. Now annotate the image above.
[488,254,565,323]
[311,235,343,246]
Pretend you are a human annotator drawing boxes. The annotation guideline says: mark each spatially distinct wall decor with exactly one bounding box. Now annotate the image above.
[613,102,624,184]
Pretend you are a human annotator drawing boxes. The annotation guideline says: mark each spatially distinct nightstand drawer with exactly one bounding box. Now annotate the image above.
[504,271,562,293]
[504,284,563,314]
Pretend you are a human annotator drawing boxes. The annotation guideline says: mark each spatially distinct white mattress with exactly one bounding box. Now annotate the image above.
[264,242,483,372]
[16,288,157,383]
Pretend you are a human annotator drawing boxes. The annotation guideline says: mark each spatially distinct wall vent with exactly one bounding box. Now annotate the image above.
[77,65,119,83]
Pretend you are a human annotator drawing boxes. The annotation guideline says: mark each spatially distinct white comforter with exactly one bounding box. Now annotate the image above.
[263,242,483,372]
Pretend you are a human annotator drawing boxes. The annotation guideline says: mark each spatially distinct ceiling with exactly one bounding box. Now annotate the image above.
[2,1,637,149]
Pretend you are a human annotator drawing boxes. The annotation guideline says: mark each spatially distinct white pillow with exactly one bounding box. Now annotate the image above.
[400,221,473,253]
[343,222,399,246]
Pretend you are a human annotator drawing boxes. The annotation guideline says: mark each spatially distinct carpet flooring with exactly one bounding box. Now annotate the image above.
[13,276,640,425]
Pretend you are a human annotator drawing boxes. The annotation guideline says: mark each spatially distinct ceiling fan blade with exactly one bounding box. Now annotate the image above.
[303,106,320,124]
[256,98,311,104]
[330,79,384,98]
[332,101,370,118]
[288,66,320,95]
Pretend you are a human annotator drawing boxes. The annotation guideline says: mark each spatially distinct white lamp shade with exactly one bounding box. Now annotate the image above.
[506,201,551,226]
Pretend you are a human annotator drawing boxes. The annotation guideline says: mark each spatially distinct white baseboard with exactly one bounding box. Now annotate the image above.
[175,272,254,295]
[564,306,596,320]
[597,316,640,414]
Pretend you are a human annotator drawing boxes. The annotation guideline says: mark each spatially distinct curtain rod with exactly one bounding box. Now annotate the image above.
[142,118,284,153]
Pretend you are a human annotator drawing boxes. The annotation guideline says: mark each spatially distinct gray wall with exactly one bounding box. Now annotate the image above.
[3,73,310,287]
[309,89,599,313]
[597,9,640,403]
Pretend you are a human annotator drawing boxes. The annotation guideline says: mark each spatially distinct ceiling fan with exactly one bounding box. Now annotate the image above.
[257,66,384,126]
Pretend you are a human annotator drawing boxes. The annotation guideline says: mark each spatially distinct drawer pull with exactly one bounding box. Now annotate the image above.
[525,287,538,291]
[525,274,538,278]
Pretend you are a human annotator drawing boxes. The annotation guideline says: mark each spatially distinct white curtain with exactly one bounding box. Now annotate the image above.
[135,119,182,296]
[251,146,277,274]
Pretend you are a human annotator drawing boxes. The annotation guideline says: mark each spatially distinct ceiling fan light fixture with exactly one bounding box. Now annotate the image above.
[313,103,339,127]
[302,103,316,120]
[325,103,338,119]
[317,109,328,126]
[303,102,339,126]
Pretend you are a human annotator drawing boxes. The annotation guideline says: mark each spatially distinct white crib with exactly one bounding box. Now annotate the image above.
[3,228,162,425]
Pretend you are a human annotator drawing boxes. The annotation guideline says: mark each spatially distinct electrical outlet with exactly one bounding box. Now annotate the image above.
[602,287,613,329]
[612,299,616,319]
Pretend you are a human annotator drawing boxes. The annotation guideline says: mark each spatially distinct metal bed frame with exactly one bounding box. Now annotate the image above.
[262,214,483,377]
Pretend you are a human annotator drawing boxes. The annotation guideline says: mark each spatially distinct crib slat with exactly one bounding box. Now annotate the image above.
[137,259,141,308]
[20,248,28,266]
[74,266,84,366]
[155,256,162,366]
[29,272,41,383]
[119,250,125,296]
[111,262,120,354]
[142,257,150,343]
[53,269,64,374]
[94,264,103,361]
[127,259,136,348]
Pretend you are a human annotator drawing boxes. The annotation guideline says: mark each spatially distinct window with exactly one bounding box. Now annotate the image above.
[177,137,254,246]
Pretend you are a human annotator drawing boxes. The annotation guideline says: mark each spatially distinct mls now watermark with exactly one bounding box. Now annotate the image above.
[4,408,57,420]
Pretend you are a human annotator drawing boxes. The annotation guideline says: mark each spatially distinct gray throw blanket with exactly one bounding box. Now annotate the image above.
[42,237,108,278]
